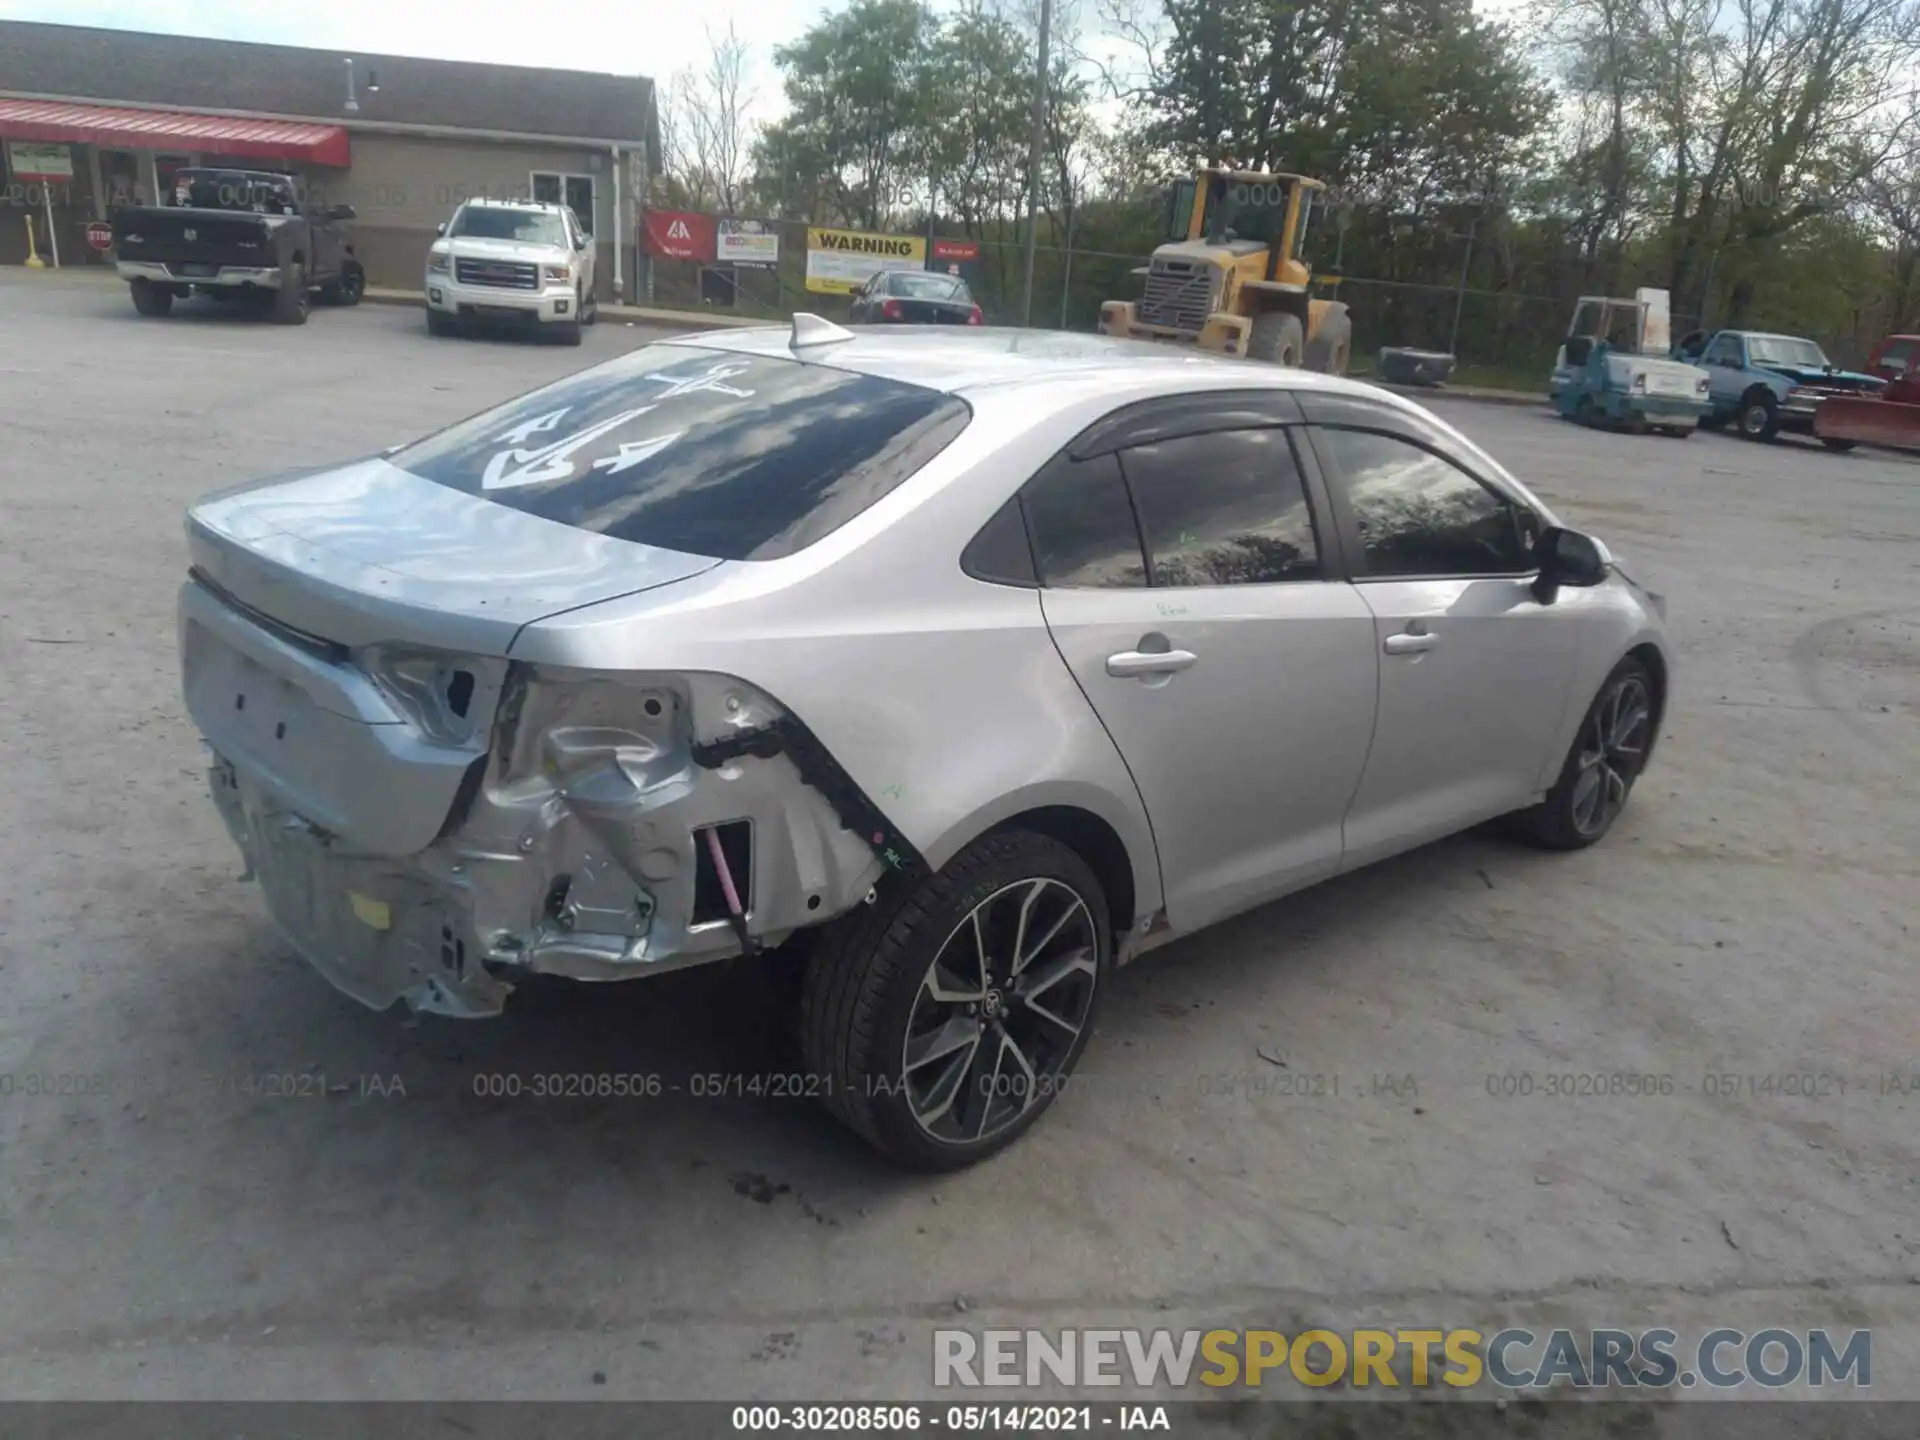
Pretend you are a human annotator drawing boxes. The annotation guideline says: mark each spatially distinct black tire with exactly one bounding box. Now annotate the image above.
[1574,394,1597,427]
[799,829,1112,1170]
[1302,306,1351,375]
[1820,436,1857,453]
[552,318,583,347]
[321,263,365,307]
[1247,311,1305,367]
[1509,657,1656,851]
[270,263,309,325]
[1737,390,1779,441]
[426,309,457,337]
[580,284,597,326]
[129,279,172,317]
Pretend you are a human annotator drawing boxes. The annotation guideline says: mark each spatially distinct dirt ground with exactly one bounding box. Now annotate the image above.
[0,268,1915,1409]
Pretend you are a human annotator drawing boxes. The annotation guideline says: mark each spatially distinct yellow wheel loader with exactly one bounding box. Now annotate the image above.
[1098,168,1352,374]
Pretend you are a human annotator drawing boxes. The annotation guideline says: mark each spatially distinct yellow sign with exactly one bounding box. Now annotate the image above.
[805,227,928,294]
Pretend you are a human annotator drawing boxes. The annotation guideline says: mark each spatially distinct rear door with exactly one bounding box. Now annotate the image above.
[1302,400,1578,869]
[1026,393,1379,933]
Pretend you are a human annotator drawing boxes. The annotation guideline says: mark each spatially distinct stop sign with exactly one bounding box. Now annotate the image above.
[85,220,113,252]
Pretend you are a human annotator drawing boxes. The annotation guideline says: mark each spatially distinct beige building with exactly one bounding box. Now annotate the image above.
[0,21,659,301]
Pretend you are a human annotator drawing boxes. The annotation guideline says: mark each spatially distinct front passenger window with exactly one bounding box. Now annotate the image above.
[1318,428,1531,578]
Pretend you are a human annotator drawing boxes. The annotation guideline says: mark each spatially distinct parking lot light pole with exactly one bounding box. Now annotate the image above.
[1448,215,1478,358]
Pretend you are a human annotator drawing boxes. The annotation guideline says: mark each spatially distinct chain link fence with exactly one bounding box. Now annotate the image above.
[637,214,1753,389]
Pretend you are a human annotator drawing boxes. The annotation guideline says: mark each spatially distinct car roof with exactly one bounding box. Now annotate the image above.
[663,323,1417,406]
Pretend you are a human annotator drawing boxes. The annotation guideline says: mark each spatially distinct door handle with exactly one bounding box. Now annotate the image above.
[1106,649,1198,678]
[1384,632,1438,656]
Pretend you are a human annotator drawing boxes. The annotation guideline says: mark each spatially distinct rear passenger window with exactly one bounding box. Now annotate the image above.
[1117,428,1320,586]
[1317,428,1530,578]
[1019,453,1147,588]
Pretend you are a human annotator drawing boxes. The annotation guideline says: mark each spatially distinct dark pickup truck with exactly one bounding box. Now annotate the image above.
[111,168,365,325]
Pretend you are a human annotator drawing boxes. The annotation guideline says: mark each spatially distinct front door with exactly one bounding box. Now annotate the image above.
[1308,423,1579,869]
[1026,420,1378,933]
[1700,333,1748,410]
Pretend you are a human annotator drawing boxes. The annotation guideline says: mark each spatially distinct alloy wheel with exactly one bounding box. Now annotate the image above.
[901,878,1099,1146]
[1571,674,1652,838]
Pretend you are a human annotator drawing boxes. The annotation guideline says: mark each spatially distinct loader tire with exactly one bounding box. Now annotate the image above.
[1303,306,1352,376]
[1248,311,1305,367]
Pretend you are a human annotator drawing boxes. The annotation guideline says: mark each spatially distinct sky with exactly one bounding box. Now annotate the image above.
[0,0,1526,131]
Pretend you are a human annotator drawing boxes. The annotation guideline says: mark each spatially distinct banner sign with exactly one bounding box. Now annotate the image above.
[805,227,927,294]
[642,209,716,262]
[932,238,980,263]
[717,218,779,267]
[6,142,73,181]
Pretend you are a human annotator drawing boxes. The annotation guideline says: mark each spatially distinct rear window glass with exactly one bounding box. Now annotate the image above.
[391,343,971,561]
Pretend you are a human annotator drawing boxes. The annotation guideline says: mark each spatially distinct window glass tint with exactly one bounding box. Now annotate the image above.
[892,272,967,301]
[1703,336,1742,365]
[1118,428,1319,586]
[961,497,1038,587]
[450,206,567,247]
[392,344,970,561]
[1320,428,1528,578]
[1020,452,1147,588]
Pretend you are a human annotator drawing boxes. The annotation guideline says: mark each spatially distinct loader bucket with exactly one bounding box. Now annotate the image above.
[1814,396,1920,453]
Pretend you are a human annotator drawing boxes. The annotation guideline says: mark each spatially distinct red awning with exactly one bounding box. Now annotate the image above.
[0,100,350,167]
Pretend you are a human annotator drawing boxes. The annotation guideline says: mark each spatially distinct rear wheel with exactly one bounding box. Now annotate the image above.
[129,279,172,317]
[1509,657,1655,851]
[270,263,309,325]
[800,830,1111,1170]
[1248,311,1305,367]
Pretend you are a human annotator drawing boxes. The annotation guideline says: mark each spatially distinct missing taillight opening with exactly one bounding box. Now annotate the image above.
[445,669,475,719]
[692,821,753,926]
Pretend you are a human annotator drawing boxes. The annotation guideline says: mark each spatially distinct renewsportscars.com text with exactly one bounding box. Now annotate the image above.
[933,1327,1871,1391]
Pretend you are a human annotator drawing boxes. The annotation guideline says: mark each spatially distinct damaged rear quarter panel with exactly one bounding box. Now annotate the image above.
[507,380,1169,936]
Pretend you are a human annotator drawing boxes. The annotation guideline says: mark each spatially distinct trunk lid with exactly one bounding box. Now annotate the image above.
[186,456,723,656]
[894,299,976,324]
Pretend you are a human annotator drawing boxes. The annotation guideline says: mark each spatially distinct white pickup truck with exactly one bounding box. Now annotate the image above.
[424,198,597,345]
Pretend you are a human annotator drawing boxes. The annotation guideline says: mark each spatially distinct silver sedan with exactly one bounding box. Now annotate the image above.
[178,319,1672,1168]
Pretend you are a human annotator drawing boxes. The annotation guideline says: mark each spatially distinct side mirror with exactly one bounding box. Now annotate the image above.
[330,204,357,221]
[1532,525,1611,604]
[435,221,447,236]
[575,234,588,251]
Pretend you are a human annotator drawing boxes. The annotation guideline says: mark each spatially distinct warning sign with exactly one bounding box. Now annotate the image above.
[805,227,927,294]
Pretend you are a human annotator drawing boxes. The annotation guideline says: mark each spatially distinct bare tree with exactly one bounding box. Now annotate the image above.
[660,22,758,214]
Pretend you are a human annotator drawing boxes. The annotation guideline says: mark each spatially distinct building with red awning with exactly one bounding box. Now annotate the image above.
[0,21,660,300]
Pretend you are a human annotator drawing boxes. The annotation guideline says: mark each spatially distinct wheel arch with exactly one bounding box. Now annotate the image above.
[921,784,1161,948]
[1626,640,1669,767]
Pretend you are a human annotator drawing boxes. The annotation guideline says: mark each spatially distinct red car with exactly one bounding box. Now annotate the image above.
[1864,334,1920,402]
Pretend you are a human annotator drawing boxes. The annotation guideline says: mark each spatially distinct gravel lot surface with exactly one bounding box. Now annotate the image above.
[1,269,1915,1413]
